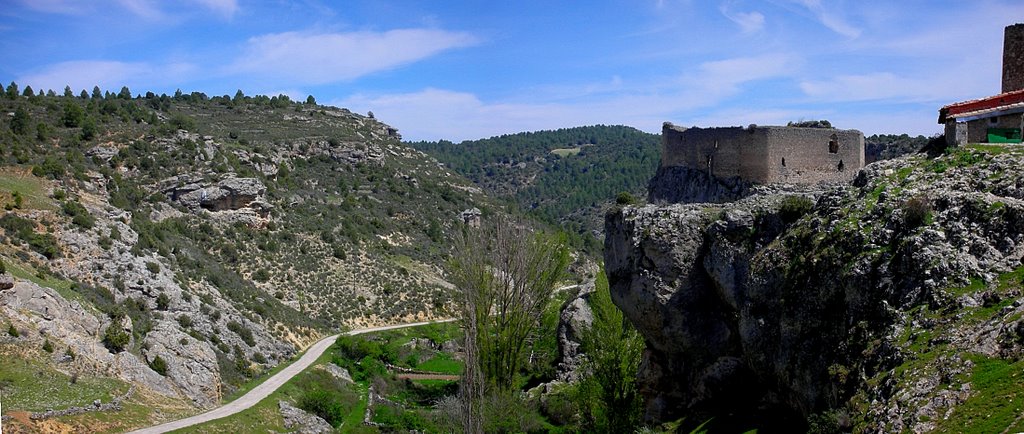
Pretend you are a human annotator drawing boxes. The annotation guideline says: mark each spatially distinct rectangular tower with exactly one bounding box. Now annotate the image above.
[1002,23,1024,93]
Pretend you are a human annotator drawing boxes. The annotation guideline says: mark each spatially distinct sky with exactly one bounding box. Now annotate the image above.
[2,0,1022,142]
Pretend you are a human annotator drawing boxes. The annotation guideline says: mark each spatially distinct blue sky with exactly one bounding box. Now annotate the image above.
[2,0,1022,141]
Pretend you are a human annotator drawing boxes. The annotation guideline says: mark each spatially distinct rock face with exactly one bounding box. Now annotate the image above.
[647,166,753,205]
[279,400,333,434]
[163,175,268,213]
[556,284,595,382]
[606,149,1024,431]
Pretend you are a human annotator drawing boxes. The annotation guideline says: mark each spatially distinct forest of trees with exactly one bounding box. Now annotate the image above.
[409,125,661,247]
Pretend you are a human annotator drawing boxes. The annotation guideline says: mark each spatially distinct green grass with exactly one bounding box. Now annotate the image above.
[0,167,56,211]
[342,381,371,432]
[409,378,457,389]
[1,256,83,301]
[966,143,1024,155]
[416,353,464,375]
[0,349,130,412]
[935,355,1024,432]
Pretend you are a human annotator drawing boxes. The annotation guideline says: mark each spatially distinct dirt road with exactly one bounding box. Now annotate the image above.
[127,319,455,434]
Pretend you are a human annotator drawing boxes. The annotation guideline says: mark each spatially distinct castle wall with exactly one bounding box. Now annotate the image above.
[661,123,864,185]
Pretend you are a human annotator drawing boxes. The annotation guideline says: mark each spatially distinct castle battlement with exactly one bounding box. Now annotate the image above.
[661,123,865,185]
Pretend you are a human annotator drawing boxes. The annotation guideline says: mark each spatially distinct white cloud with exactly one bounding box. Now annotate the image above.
[800,72,935,102]
[336,89,583,142]
[791,0,861,38]
[226,29,478,85]
[334,53,800,141]
[115,0,162,19]
[115,0,239,20]
[190,0,237,18]
[16,60,196,94]
[720,3,765,34]
[695,52,799,94]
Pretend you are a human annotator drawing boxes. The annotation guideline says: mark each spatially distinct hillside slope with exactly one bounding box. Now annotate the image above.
[0,89,495,428]
[606,144,1024,432]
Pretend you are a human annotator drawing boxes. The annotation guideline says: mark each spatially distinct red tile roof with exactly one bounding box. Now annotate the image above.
[939,89,1024,123]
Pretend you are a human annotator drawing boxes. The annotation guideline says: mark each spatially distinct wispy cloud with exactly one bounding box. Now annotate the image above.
[695,52,799,94]
[115,0,162,19]
[720,2,765,34]
[226,29,478,85]
[16,60,196,93]
[15,0,84,14]
[791,0,861,38]
[190,0,237,18]
[338,53,800,141]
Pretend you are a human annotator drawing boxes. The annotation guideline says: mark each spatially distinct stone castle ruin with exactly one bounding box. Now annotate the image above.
[660,122,865,186]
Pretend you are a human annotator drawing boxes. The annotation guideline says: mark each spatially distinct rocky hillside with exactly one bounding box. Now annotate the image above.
[0,89,499,427]
[605,144,1024,432]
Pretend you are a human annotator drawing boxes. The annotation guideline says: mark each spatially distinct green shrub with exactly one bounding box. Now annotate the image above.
[615,191,637,205]
[7,323,19,337]
[779,195,815,223]
[42,339,54,352]
[177,314,193,328]
[145,261,160,274]
[298,389,345,427]
[902,195,932,228]
[227,320,256,346]
[62,200,95,229]
[102,319,131,353]
[149,355,168,376]
[156,293,170,310]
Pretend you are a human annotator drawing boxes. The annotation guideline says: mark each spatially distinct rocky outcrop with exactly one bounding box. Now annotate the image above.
[279,400,333,434]
[143,323,221,407]
[556,284,595,382]
[606,149,1024,432]
[0,280,181,401]
[163,175,267,212]
[49,202,295,408]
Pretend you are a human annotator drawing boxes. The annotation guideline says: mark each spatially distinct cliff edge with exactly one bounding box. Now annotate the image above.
[606,145,1024,432]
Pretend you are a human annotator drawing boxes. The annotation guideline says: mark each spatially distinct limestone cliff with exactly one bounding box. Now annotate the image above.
[605,145,1024,432]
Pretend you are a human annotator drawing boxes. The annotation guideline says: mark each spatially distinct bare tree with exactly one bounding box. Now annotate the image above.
[450,216,569,432]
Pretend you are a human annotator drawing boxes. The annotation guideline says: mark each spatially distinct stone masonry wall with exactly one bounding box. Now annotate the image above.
[1003,24,1024,93]
[964,113,1024,143]
[661,123,863,185]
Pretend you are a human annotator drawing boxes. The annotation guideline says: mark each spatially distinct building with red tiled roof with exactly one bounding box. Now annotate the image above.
[939,24,1024,146]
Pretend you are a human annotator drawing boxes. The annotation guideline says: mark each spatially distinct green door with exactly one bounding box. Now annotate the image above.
[987,128,1023,143]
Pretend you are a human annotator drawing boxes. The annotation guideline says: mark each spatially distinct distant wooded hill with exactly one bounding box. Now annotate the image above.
[409,125,661,249]
[865,133,932,163]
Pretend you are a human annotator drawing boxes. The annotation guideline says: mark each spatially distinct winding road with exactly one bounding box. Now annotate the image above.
[127,319,455,434]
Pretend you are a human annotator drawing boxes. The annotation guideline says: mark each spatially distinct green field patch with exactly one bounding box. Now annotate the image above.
[0,348,130,412]
[416,353,463,375]
[0,167,56,211]
[550,147,581,157]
